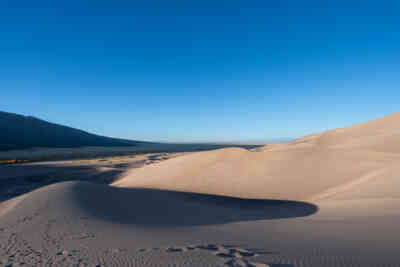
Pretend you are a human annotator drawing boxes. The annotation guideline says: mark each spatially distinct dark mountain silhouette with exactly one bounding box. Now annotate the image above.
[0,111,149,151]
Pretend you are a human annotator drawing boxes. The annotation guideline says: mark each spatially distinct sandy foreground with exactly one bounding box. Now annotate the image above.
[1,113,400,266]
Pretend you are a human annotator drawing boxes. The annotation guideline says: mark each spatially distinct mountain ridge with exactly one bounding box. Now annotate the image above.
[0,111,150,151]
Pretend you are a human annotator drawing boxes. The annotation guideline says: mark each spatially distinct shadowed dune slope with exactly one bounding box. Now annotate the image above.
[113,112,400,201]
[0,181,318,227]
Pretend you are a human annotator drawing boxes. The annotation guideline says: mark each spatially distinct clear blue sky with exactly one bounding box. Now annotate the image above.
[1,1,399,142]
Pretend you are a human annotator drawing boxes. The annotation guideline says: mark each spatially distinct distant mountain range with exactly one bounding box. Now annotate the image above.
[0,111,149,151]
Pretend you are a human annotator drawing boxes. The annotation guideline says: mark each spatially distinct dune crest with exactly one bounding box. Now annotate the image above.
[113,112,400,201]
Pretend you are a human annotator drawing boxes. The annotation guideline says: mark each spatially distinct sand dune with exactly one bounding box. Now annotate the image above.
[1,113,400,266]
[114,112,400,201]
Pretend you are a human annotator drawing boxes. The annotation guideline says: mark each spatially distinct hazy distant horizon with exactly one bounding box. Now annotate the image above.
[2,1,400,142]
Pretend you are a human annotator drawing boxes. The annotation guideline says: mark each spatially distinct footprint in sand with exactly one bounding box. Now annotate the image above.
[166,247,187,252]
[137,243,290,267]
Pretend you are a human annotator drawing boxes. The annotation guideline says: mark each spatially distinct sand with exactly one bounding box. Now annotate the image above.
[1,112,400,266]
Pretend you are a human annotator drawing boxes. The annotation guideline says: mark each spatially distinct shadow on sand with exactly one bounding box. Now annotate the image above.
[0,162,135,202]
[73,182,318,227]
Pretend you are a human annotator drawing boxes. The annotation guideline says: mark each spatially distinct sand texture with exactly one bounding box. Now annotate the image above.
[1,113,400,266]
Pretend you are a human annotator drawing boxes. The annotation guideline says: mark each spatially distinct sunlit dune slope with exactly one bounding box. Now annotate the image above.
[113,112,400,201]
